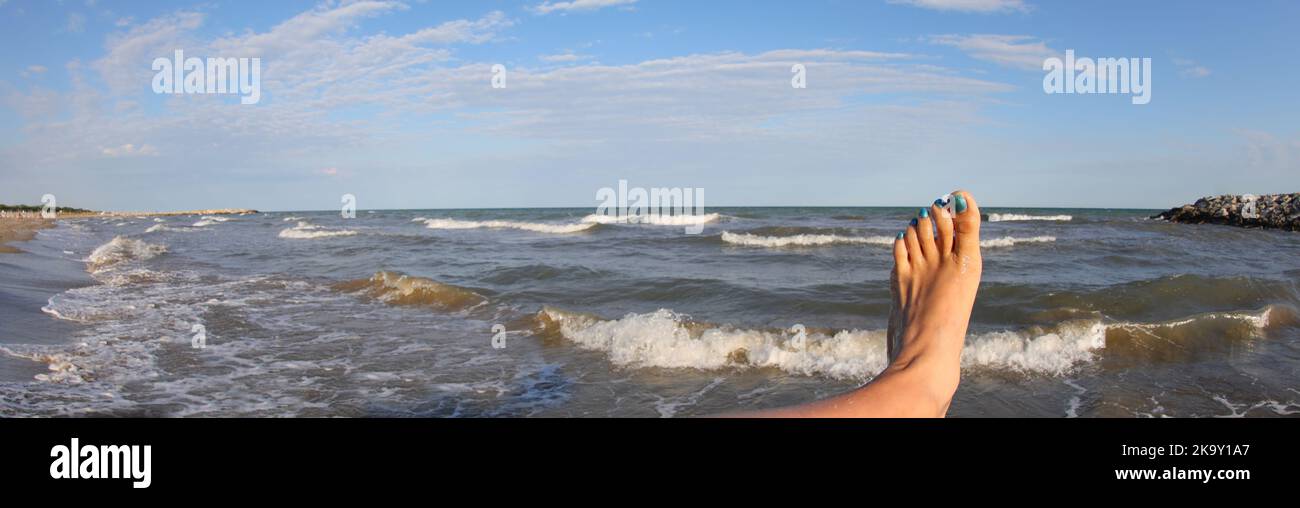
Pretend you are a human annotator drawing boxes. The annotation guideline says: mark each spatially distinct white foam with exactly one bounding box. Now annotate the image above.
[192,216,231,227]
[541,308,889,379]
[541,309,1132,379]
[720,231,894,248]
[420,218,596,234]
[979,235,1056,248]
[988,214,1073,222]
[145,224,197,234]
[580,213,721,226]
[961,321,1107,376]
[278,221,357,239]
[86,237,167,272]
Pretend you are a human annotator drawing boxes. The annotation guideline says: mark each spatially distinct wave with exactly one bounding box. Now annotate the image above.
[980,235,1056,248]
[86,237,167,272]
[192,216,231,227]
[279,221,358,239]
[145,224,197,234]
[988,213,1073,222]
[334,271,487,312]
[418,218,596,234]
[580,213,721,226]
[282,216,304,221]
[531,305,1286,379]
[720,231,894,248]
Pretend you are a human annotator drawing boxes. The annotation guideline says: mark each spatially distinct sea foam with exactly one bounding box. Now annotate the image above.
[279,221,357,239]
[534,306,1278,379]
[86,237,167,272]
[419,218,596,234]
[580,213,721,226]
[988,214,1073,222]
[720,231,894,248]
[979,236,1056,248]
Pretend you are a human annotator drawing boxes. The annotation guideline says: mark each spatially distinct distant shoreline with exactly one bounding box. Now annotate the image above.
[0,209,257,253]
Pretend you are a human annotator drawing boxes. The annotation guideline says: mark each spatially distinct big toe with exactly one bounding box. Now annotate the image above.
[950,190,981,257]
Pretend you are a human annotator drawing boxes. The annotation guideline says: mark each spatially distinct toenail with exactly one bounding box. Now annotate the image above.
[896,231,905,240]
[910,218,918,226]
[918,208,929,218]
[954,195,968,213]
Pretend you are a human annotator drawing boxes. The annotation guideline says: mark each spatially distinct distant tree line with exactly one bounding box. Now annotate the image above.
[0,203,96,213]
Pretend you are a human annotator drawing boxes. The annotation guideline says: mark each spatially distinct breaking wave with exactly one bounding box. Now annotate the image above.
[580,213,721,226]
[192,216,231,227]
[86,237,167,272]
[988,214,1073,222]
[720,231,894,248]
[417,217,596,234]
[279,221,357,239]
[532,305,1285,380]
[980,236,1056,248]
[334,271,487,312]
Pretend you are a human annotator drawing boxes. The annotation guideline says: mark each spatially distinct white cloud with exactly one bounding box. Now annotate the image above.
[101,143,158,157]
[2,3,1021,210]
[1173,58,1211,78]
[66,12,87,33]
[19,65,47,78]
[539,51,591,63]
[929,34,1057,70]
[532,0,636,15]
[889,0,1030,13]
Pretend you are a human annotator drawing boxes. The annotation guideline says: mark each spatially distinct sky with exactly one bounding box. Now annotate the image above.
[0,0,1297,211]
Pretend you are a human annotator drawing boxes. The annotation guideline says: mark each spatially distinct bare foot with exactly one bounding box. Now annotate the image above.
[725,190,981,418]
[884,190,982,412]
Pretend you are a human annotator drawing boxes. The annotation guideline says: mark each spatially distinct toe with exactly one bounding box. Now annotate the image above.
[931,201,953,257]
[892,231,910,277]
[903,224,923,269]
[915,208,937,261]
[950,190,981,257]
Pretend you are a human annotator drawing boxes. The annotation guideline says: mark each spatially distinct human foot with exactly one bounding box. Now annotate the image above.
[884,190,982,411]
[724,191,981,418]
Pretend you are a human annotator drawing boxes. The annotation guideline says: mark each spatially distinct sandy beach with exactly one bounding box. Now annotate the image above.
[0,218,52,254]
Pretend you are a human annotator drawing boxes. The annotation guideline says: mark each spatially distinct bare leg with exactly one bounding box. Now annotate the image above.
[727,190,982,418]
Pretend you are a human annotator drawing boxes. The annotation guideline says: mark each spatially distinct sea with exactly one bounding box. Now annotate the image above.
[1,207,1297,417]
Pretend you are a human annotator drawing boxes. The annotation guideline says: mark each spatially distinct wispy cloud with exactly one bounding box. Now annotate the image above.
[66,12,87,33]
[929,34,1057,70]
[1173,58,1211,78]
[539,51,592,63]
[888,0,1030,14]
[101,143,158,157]
[531,0,636,15]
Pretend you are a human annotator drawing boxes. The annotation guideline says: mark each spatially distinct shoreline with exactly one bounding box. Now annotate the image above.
[0,218,52,254]
[0,208,257,253]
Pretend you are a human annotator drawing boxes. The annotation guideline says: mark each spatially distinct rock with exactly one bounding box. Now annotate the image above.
[1153,193,1300,231]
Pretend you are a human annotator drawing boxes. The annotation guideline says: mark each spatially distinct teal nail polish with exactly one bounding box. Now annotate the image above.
[918,208,929,218]
[896,231,905,240]
[933,198,945,207]
[955,195,968,213]
[910,218,918,226]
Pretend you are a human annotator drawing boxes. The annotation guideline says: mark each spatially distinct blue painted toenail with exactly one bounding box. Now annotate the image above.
[955,195,968,213]
[896,231,905,240]
[910,218,918,226]
[918,208,929,218]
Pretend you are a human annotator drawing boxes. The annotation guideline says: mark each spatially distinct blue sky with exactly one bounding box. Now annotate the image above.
[1,0,1297,211]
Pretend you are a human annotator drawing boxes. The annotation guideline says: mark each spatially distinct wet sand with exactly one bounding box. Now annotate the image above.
[0,218,52,254]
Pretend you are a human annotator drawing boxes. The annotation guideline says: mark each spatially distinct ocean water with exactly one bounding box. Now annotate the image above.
[1,207,1298,417]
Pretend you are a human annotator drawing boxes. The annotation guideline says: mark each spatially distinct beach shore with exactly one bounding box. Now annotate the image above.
[0,208,257,253]
[0,218,52,254]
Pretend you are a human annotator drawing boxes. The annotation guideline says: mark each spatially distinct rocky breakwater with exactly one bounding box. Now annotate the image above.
[1154,193,1300,231]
